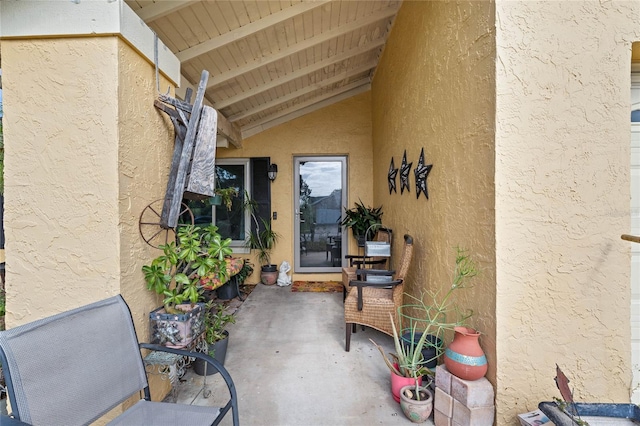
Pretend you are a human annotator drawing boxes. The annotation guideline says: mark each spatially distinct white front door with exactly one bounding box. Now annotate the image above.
[293,156,347,273]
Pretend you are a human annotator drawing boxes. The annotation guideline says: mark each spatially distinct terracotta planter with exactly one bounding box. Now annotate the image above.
[399,385,433,423]
[391,363,422,403]
[260,265,278,285]
[443,326,487,381]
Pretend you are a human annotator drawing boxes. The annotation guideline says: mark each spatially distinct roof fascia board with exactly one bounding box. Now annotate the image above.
[0,0,180,86]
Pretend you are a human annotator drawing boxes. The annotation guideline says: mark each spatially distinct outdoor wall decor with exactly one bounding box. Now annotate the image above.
[414,147,433,199]
[400,150,412,194]
[388,157,398,194]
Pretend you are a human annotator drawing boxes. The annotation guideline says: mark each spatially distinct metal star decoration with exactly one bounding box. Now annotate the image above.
[400,150,412,194]
[414,147,433,199]
[388,157,398,194]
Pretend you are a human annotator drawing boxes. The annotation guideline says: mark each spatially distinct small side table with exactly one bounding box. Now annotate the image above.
[143,333,206,402]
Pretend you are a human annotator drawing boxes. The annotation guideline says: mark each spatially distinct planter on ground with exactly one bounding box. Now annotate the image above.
[194,330,229,376]
[400,385,433,423]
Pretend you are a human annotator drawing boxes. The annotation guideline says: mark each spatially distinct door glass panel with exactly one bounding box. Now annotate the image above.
[294,157,347,273]
[213,163,247,242]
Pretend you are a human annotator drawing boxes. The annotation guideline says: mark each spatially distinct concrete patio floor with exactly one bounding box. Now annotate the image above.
[173,284,434,425]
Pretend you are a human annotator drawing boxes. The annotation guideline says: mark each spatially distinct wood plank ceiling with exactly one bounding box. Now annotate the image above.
[125,0,402,147]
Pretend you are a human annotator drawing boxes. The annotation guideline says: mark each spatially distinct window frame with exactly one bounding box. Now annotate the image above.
[213,158,251,254]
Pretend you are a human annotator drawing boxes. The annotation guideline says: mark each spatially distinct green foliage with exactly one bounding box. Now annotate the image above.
[371,247,479,399]
[0,102,4,195]
[243,192,279,266]
[234,259,254,284]
[248,218,279,265]
[203,302,236,347]
[0,289,5,318]
[142,225,233,313]
[338,200,383,240]
[214,187,238,211]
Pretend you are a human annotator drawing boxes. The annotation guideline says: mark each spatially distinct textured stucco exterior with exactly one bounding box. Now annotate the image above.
[3,35,170,327]
[371,0,497,402]
[494,0,640,422]
[4,0,640,424]
[1,35,175,413]
[3,37,123,319]
[217,92,373,283]
[372,0,640,423]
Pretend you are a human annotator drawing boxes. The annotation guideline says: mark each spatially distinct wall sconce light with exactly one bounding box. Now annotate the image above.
[268,163,278,181]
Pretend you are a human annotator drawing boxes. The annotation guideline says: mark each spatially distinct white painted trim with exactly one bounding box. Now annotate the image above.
[0,0,180,86]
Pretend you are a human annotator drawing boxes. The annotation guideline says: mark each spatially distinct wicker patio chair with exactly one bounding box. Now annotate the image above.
[341,227,393,300]
[344,234,413,351]
[0,295,239,426]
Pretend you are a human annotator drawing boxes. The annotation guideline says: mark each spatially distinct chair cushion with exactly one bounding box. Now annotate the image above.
[346,286,393,303]
[108,400,221,426]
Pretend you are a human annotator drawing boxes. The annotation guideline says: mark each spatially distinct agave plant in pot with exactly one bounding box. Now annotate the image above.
[193,302,236,376]
[371,247,478,422]
[142,224,232,348]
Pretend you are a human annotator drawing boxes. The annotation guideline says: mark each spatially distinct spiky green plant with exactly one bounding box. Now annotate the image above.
[338,200,383,241]
[371,247,478,401]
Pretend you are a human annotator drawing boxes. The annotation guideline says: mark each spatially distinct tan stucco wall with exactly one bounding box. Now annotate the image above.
[3,37,123,321]
[218,92,373,283]
[372,0,498,417]
[116,38,176,406]
[117,36,175,353]
[1,35,174,414]
[495,0,640,422]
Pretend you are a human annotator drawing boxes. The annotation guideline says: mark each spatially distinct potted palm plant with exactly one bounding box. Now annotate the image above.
[339,200,383,246]
[142,224,233,348]
[243,193,280,285]
[193,302,236,376]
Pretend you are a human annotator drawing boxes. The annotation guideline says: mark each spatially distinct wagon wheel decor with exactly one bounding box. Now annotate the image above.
[139,199,194,248]
[140,70,218,248]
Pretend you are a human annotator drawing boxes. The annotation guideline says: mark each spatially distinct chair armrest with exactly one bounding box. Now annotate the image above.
[349,279,403,310]
[355,268,396,277]
[345,254,367,267]
[350,258,388,268]
[0,415,31,425]
[139,343,239,426]
[344,254,363,259]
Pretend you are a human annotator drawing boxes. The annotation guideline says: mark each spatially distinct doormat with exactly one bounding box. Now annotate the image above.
[291,281,343,293]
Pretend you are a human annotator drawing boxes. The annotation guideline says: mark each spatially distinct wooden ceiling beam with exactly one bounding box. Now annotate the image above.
[176,0,331,63]
[205,6,399,90]
[136,1,198,22]
[214,39,385,109]
[241,80,371,138]
[229,61,377,121]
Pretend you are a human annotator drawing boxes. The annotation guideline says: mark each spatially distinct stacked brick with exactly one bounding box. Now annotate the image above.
[434,365,495,426]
